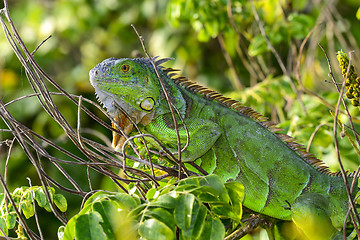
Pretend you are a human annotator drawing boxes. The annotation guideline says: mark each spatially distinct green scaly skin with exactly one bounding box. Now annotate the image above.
[89,57,358,239]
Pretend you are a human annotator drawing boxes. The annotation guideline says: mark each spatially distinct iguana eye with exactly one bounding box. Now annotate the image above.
[140,97,155,111]
[121,64,130,72]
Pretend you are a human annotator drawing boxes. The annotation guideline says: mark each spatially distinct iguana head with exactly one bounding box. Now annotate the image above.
[89,57,163,119]
[89,57,183,149]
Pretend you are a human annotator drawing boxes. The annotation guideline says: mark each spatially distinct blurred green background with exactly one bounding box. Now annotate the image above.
[1,0,360,238]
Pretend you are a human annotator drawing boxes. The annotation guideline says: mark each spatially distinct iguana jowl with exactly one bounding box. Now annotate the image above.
[89,57,358,239]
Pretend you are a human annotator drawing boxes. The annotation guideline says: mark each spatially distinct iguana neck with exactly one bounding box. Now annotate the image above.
[137,58,187,120]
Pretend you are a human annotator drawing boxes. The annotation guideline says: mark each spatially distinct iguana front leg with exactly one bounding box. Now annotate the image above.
[144,113,221,162]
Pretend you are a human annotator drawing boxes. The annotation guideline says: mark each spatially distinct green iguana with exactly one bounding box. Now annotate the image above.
[89,56,358,239]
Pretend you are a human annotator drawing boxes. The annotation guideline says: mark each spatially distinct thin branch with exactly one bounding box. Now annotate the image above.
[131,24,188,180]
[319,44,360,236]
[27,178,44,240]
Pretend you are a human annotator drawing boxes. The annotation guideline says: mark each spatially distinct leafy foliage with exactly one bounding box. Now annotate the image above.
[0,186,67,237]
[59,175,243,240]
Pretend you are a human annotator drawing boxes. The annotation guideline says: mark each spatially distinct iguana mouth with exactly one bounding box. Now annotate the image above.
[90,76,155,151]
[111,110,154,151]
[111,113,133,151]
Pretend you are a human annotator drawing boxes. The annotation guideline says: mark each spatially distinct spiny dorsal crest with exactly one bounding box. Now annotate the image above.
[146,57,353,177]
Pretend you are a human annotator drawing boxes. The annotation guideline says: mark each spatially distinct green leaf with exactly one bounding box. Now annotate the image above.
[174,193,195,230]
[198,218,225,240]
[6,214,16,229]
[21,200,35,219]
[149,194,176,209]
[177,177,200,187]
[92,201,116,239]
[210,202,240,221]
[192,186,220,203]
[0,218,8,236]
[34,187,47,208]
[58,225,65,240]
[199,174,229,203]
[175,194,207,240]
[287,13,313,39]
[62,217,76,240]
[144,208,176,231]
[129,204,147,218]
[33,186,56,212]
[146,188,158,200]
[248,35,267,56]
[75,212,107,240]
[138,219,174,240]
[82,191,113,210]
[225,181,244,220]
[54,194,68,212]
[113,192,139,210]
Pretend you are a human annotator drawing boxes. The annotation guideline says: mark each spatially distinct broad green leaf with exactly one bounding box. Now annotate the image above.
[225,182,244,220]
[21,200,34,219]
[62,217,76,240]
[287,13,313,39]
[144,207,176,231]
[5,213,16,229]
[174,193,195,230]
[181,200,207,240]
[175,194,207,240]
[149,194,176,209]
[75,212,107,240]
[193,187,220,203]
[138,218,174,240]
[129,204,147,218]
[177,177,200,187]
[58,225,65,240]
[210,202,240,222]
[93,201,116,240]
[0,218,8,236]
[34,187,47,208]
[248,35,267,56]
[82,191,113,210]
[43,201,52,212]
[35,187,54,212]
[54,194,68,212]
[198,218,225,240]
[199,174,229,203]
[79,192,136,215]
[113,192,139,210]
[146,188,158,200]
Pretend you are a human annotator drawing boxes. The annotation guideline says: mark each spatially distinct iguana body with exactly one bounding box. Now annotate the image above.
[89,57,358,239]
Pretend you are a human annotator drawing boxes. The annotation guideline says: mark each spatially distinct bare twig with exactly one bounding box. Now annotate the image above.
[319,44,360,237]
[306,123,328,152]
[27,178,44,240]
[0,2,182,238]
[131,24,189,180]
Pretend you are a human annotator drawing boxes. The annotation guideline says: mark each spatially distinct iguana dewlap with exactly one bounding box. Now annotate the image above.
[89,57,358,239]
